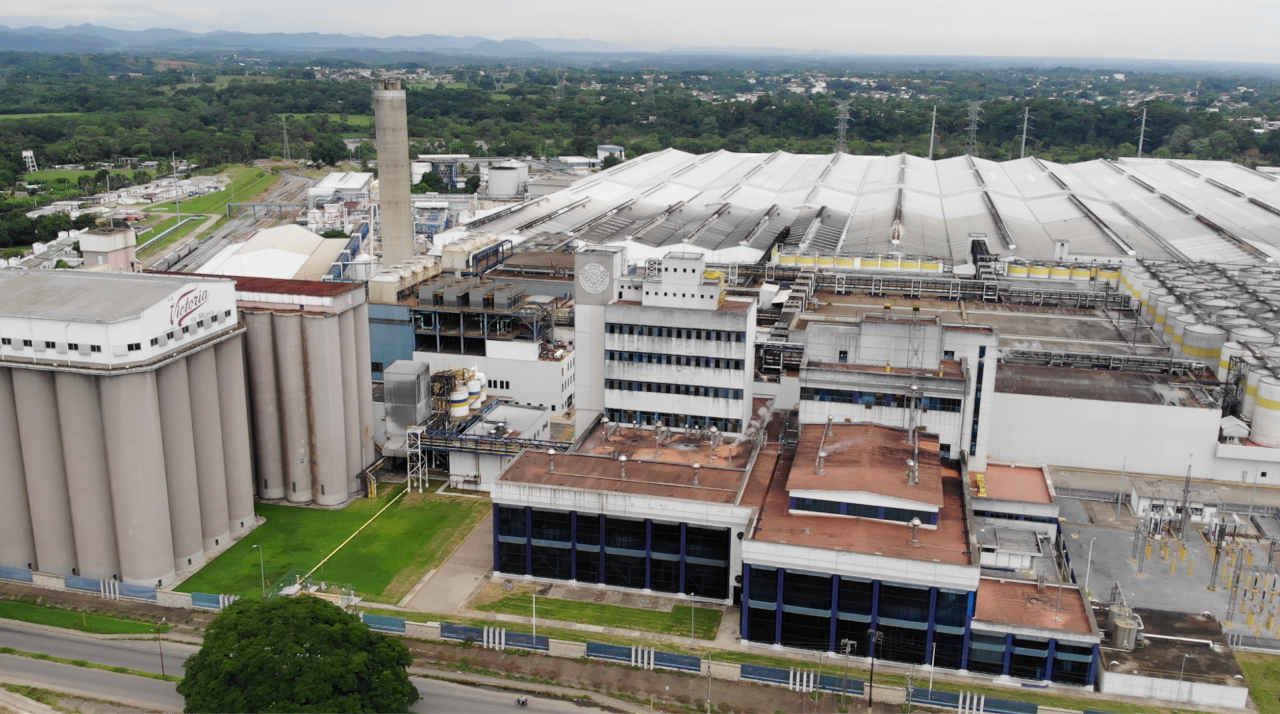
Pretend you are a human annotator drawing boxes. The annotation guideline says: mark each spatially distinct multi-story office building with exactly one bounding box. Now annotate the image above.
[575,248,756,435]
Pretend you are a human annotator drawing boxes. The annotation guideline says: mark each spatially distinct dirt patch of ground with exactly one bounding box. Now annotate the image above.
[406,638,892,713]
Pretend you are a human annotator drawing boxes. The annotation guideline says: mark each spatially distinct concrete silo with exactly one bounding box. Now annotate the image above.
[54,373,120,580]
[0,369,36,570]
[244,311,285,500]
[12,369,77,576]
[156,358,207,572]
[188,348,232,550]
[0,271,257,584]
[227,276,375,507]
[374,78,414,266]
[216,336,256,536]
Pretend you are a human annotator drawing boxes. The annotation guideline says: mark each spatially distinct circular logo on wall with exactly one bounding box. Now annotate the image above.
[578,261,610,295]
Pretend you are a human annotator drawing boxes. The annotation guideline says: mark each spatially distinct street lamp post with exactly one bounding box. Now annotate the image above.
[689,592,696,645]
[252,544,265,598]
[839,638,857,708]
[156,617,167,677]
[1178,653,1191,702]
[868,629,884,707]
[1084,536,1097,600]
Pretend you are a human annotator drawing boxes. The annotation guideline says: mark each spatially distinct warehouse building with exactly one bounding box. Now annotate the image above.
[436,150,1280,269]
[0,271,255,586]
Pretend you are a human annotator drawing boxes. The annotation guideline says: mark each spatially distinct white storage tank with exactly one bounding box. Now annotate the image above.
[1218,341,1246,381]
[1154,294,1180,335]
[1143,288,1169,323]
[476,371,488,402]
[1163,305,1189,345]
[1169,311,1197,353]
[1258,376,1280,447]
[467,376,483,412]
[450,387,470,419]
[1231,326,1275,348]
[1182,324,1227,369]
[1244,360,1267,421]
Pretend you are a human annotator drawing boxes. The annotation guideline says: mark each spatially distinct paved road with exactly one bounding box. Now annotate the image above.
[0,621,606,713]
[0,621,197,676]
[0,653,184,712]
[408,512,494,613]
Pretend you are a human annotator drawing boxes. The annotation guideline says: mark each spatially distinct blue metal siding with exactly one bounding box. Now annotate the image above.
[368,303,414,380]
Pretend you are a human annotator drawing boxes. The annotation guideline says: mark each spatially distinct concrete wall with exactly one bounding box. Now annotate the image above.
[1098,669,1248,710]
[414,351,573,414]
[987,392,1225,478]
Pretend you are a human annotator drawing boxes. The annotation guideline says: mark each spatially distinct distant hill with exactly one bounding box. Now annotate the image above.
[0,23,625,56]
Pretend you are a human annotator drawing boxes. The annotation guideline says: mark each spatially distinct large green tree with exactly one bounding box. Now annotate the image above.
[177,597,418,713]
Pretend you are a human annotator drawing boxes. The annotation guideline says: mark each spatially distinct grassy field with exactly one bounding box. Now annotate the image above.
[146,166,277,215]
[1238,653,1280,713]
[0,600,163,635]
[0,112,83,121]
[278,112,373,128]
[136,214,211,258]
[474,590,721,640]
[176,489,488,602]
[22,168,132,184]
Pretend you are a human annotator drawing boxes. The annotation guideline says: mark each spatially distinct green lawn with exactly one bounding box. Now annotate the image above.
[474,592,721,639]
[145,166,278,214]
[1238,653,1280,713]
[0,599,163,635]
[136,214,210,258]
[176,490,488,602]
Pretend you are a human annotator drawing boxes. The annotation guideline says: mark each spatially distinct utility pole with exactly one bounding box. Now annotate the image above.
[867,629,884,708]
[927,104,937,160]
[1020,105,1030,159]
[1137,105,1147,159]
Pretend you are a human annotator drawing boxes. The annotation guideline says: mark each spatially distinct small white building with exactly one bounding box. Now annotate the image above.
[448,403,550,491]
[307,172,373,208]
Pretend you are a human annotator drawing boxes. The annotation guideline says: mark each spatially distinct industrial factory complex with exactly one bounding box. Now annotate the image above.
[7,76,1280,711]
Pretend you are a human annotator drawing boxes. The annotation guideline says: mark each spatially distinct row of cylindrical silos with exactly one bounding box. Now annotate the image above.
[0,334,256,586]
[242,302,373,506]
[1123,262,1280,448]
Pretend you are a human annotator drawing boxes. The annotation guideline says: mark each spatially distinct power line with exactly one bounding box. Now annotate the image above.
[835,100,851,154]
[965,102,982,157]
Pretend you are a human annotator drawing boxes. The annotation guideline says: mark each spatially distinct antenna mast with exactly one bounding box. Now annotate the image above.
[1137,105,1147,159]
[927,105,937,160]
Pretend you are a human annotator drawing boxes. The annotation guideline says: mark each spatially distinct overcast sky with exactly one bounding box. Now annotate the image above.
[6,0,1280,62]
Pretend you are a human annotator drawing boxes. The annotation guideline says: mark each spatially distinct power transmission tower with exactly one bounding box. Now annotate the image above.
[835,100,851,153]
[965,102,982,157]
[281,116,291,163]
[1137,105,1147,159]
[1020,105,1030,159]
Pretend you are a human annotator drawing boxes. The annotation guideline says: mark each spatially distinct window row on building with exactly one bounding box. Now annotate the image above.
[604,408,742,433]
[606,350,745,371]
[800,387,962,413]
[605,379,744,401]
[789,497,939,526]
[606,323,746,343]
[0,309,233,359]
[971,509,1059,525]
[967,631,1097,686]
[493,506,732,600]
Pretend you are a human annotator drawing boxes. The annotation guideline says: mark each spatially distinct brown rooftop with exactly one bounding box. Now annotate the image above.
[978,464,1053,505]
[499,450,747,504]
[613,297,753,313]
[151,271,364,298]
[974,579,1094,636]
[787,423,944,509]
[995,362,1216,407]
[752,453,971,565]
[577,422,754,470]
